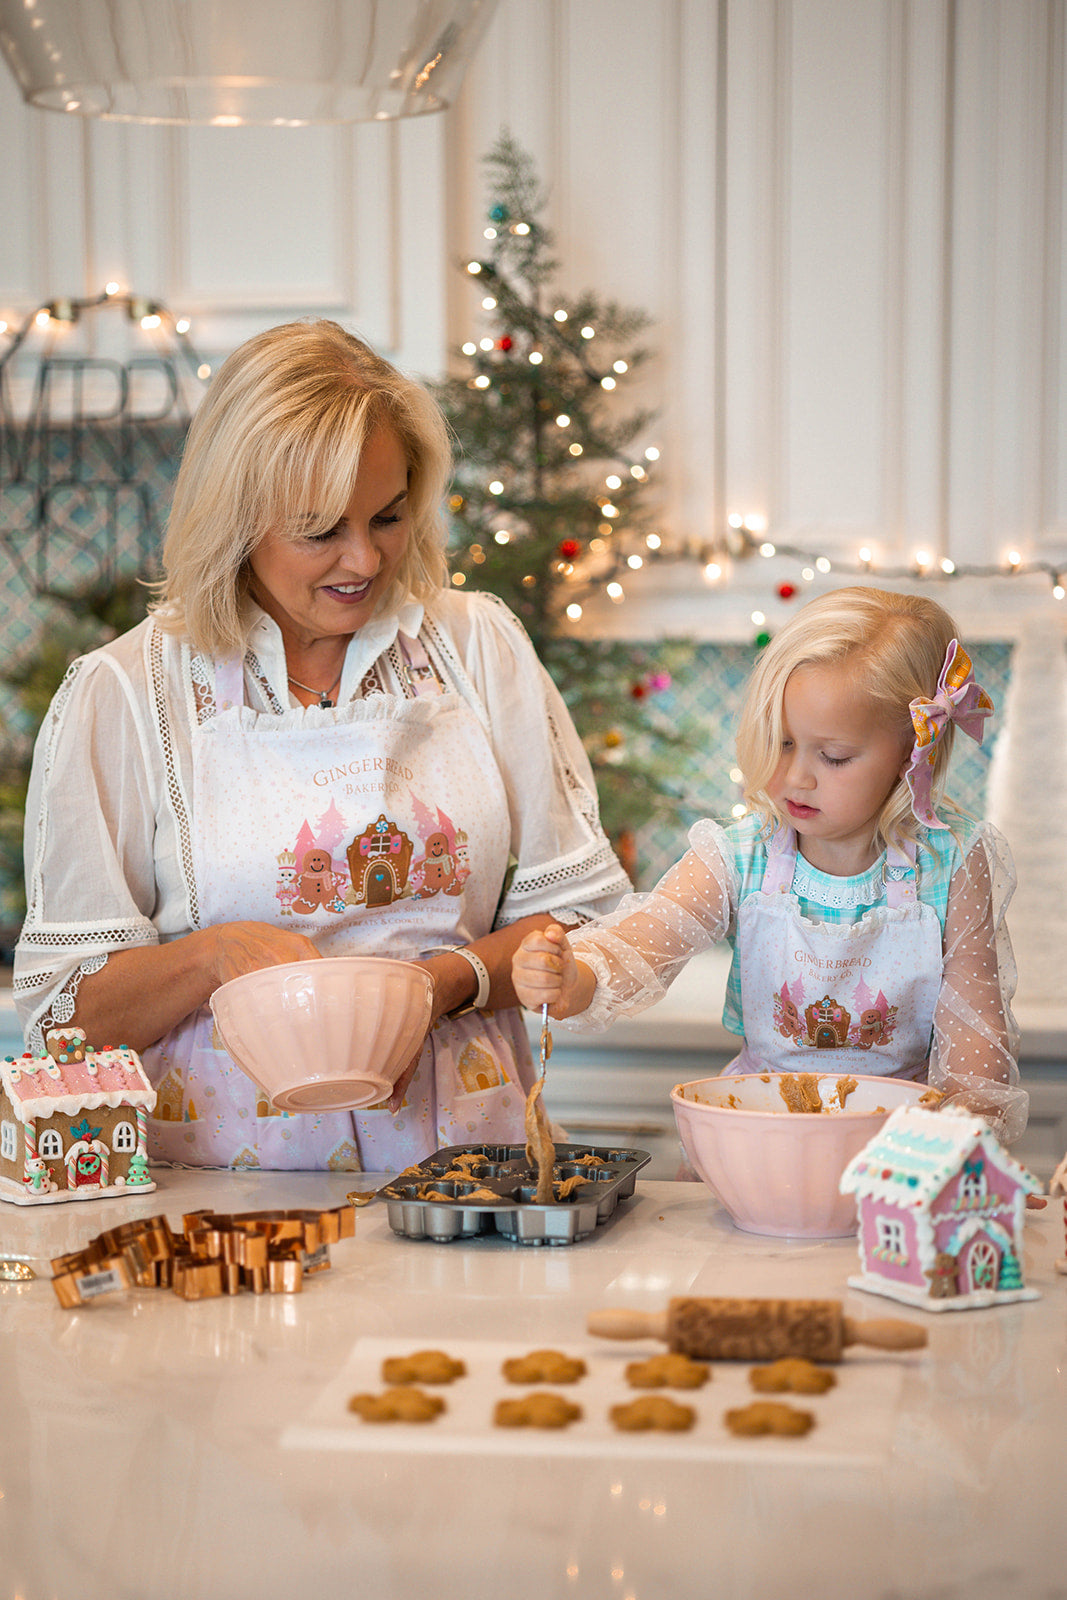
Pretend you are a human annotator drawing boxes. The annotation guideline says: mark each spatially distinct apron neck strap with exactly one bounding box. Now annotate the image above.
[762,826,797,894]
[214,636,440,712]
[397,632,442,698]
[883,838,918,908]
[214,656,246,712]
[763,825,918,906]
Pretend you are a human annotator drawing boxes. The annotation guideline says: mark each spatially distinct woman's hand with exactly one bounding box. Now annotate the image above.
[210,921,322,987]
[511,923,594,1019]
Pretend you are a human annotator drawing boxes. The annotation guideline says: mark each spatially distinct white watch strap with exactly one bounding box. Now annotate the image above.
[452,947,491,1011]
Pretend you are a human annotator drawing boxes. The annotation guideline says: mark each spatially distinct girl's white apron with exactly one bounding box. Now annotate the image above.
[724,828,942,1080]
[143,640,533,1171]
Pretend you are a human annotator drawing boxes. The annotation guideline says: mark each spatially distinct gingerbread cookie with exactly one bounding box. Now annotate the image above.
[724,1401,814,1436]
[380,1350,467,1385]
[347,1387,445,1423]
[610,1395,696,1432]
[501,1349,587,1384]
[748,1357,836,1395]
[624,1352,710,1390]
[292,847,337,915]
[493,1392,582,1429]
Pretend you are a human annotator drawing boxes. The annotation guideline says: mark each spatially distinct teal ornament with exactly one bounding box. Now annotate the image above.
[489,204,509,223]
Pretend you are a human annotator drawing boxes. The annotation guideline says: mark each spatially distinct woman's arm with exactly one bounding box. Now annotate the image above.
[529,822,737,1032]
[71,913,559,1064]
[67,921,323,1052]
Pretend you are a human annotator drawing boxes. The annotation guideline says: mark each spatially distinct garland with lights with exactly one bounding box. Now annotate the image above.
[0,283,209,385]
[697,516,1067,647]
[720,514,1067,600]
[433,132,702,874]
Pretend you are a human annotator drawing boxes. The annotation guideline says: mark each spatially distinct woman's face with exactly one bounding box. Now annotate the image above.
[248,424,411,651]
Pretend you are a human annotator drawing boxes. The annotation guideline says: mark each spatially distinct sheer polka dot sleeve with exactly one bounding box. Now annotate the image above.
[560,819,737,1032]
[929,822,1028,1143]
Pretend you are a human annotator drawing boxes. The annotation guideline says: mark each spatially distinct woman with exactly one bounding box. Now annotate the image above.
[14,320,629,1171]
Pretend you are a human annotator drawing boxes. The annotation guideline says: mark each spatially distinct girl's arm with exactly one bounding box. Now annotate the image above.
[512,923,597,1019]
[930,824,1029,1142]
[516,821,737,1031]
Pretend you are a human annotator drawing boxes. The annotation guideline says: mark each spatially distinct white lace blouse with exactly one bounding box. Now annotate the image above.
[14,587,630,1053]
[563,814,1029,1143]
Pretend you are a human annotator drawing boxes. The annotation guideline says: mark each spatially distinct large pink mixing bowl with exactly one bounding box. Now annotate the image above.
[210,956,434,1113]
[671,1071,929,1238]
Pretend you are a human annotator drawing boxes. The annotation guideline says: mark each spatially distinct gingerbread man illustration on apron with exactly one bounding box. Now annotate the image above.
[724,827,943,1080]
[143,635,533,1170]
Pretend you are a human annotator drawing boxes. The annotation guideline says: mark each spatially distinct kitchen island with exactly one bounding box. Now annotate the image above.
[1,1165,1063,1599]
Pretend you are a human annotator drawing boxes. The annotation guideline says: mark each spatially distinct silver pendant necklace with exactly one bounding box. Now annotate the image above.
[287,671,342,709]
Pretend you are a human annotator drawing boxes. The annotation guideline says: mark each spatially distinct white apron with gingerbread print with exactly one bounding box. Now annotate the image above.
[723,828,942,1080]
[143,640,534,1171]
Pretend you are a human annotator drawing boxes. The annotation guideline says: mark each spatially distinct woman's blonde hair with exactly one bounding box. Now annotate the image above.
[153,319,452,655]
[736,586,964,849]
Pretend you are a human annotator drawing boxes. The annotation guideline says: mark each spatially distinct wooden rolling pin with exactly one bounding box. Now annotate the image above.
[587,1297,927,1362]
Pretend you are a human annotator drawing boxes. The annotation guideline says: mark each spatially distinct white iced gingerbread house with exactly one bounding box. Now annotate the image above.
[840,1104,1040,1310]
[0,1028,157,1205]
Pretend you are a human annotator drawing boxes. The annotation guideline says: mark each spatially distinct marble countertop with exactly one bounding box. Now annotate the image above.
[1,1166,1063,1599]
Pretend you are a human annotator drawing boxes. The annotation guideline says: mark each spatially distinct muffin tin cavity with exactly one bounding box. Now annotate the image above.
[378,1143,651,1246]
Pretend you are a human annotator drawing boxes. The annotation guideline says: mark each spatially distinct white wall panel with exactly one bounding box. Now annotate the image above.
[0,65,39,297]
[947,0,1055,562]
[2,0,1067,576]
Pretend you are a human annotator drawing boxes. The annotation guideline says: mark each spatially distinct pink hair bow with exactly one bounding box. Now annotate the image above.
[905,640,993,828]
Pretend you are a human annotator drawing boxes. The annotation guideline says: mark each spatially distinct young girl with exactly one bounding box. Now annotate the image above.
[512,587,1028,1142]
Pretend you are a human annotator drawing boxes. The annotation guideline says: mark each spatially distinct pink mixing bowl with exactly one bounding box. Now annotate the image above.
[210,956,434,1113]
[671,1071,929,1238]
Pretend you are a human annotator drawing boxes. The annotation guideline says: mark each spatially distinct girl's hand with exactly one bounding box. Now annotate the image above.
[511,924,593,1019]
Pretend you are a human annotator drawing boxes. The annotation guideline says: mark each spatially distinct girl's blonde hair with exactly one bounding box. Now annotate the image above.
[153,319,452,655]
[736,586,963,850]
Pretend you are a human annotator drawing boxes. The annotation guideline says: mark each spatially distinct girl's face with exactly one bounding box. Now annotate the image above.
[768,663,912,874]
[248,425,410,653]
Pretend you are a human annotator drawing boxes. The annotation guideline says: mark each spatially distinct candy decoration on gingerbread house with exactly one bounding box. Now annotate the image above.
[839,1104,1040,1310]
[0,1028,157,1205]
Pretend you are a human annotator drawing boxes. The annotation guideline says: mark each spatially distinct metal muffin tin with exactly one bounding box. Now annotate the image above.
[378,1142,651,1246]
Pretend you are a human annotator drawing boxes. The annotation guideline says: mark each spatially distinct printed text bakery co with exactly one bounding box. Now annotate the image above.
[793,950,873,971]
[313,756,415,798]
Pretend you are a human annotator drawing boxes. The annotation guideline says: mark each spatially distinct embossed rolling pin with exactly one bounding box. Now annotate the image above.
[587,1297,927,1362]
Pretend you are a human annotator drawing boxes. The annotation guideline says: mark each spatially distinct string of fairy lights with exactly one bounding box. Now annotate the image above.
[454,219,1067,628]
[6,274,1065,622]
[0,282,211,382]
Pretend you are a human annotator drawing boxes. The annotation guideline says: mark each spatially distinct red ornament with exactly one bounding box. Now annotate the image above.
[558,539,580,560]
[777,582,797,600]
[629,682,647,700]
[497,336,513,351]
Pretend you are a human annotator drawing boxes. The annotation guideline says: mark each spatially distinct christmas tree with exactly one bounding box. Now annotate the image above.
[435,133,700,877]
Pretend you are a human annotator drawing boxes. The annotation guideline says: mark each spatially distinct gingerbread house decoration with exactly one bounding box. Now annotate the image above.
[0,1027,157,1205]
[804,995,851,1048]
[347,814,413,906]
[840,1104,1040,1310]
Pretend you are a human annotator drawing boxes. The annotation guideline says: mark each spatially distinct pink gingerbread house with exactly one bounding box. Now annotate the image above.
[0,1028,157,1205]
[840,1104,1040,1310]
